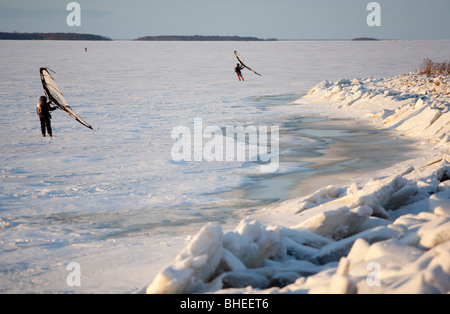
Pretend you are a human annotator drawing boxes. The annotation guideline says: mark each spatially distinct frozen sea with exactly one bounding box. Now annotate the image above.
[1,40,450,293]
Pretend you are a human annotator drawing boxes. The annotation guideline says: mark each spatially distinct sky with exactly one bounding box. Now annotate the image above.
[0,0,449,40]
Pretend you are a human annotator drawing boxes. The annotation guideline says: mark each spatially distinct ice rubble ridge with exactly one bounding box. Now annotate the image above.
[307,73,450,146]
[146,73,450,294]
[146,162,450,294]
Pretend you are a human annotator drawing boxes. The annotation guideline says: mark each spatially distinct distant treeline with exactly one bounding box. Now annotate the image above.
[136,35,278,41]
[0,32,112,41]
[0,32,277,41]
[352,37,379,41]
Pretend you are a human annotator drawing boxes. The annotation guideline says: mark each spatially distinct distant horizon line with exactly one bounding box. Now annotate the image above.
[1,31,449,42]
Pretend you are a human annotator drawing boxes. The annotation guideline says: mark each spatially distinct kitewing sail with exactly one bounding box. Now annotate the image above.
[234,51,262,76]
[40,68,93,130]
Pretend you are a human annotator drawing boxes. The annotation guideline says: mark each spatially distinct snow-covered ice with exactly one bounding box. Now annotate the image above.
[1,40,450,293]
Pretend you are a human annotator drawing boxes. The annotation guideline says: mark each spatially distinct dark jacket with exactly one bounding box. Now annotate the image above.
[37,101,56,119]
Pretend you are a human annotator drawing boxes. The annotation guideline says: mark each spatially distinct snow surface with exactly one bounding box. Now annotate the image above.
[1,40,450,293]
[147,73,450,294]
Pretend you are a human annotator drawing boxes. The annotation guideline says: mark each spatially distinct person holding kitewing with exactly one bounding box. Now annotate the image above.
[234,51,262,81]
[235,63,245,81]
[36,95,57,137]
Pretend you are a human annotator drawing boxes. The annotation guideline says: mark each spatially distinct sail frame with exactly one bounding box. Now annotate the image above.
[40,68,93,130]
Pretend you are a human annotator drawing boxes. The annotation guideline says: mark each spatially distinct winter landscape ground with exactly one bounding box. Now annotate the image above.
[0,40,449,294]
[148,72,450,294]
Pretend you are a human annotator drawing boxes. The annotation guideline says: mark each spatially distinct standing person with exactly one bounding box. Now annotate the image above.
[235,63,245,81]
[37,96,57,137]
